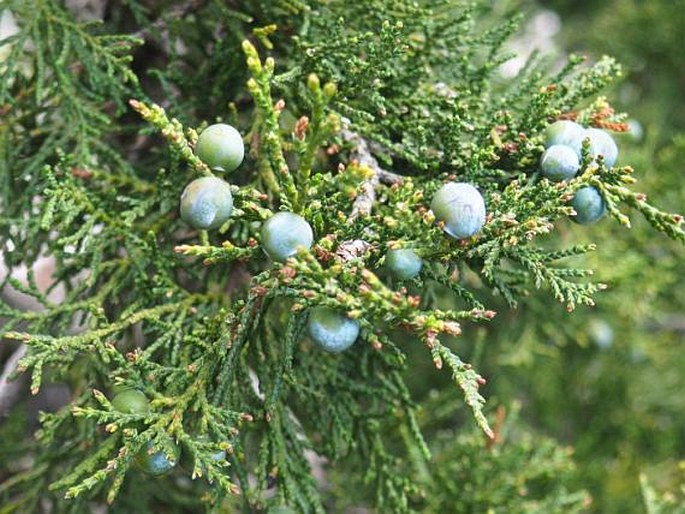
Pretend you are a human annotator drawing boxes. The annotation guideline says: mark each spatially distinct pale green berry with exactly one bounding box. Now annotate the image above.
[261,212,313,261]
[180,176,233,230]
[585,128,619,168]
[386,249,422,280]
[307,307,360,353]
[540,144,580,182]
[136,442,179,476]
[544,120,585,157]
[111,390,149,415]
[196,123,245,172]
[430,182,486,239]
[571,186,606,225]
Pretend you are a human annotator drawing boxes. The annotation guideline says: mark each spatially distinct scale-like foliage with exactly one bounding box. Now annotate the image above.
[0,0,683,512]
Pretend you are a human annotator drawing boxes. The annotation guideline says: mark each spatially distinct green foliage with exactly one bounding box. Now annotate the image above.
[419,405,591,513]
[640,472,685,514]
[0,0,683,512]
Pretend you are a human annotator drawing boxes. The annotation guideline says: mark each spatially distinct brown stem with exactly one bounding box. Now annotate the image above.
[341,130,403,221]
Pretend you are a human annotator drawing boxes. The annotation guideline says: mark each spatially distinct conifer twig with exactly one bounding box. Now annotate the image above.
[342,130,403,220]
[336,239,374,262]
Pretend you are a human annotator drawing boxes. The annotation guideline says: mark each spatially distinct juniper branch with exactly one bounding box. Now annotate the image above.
[342,129,404,221]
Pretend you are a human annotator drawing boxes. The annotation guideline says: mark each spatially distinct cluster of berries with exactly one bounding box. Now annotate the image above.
[179,123,243,230]
[180,119,617,353]
[179,124,491,354]
[541,120,619,224]
[177,124,360,353]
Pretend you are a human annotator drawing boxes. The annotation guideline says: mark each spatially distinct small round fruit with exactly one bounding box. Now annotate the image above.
[261,212,313,262]
[385,249,422,280]
[430,182,486,239]
[180,437,226,474]
[136,442,179,476]
[540,144,580,182]
[180,176,233,230]
[196,123,245,172]
[571,186,606,225]
[198,436,226,463]
[111,390,149,415]
[544,120,585,156]
[585,128,619,168]
[307,307,360,353]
